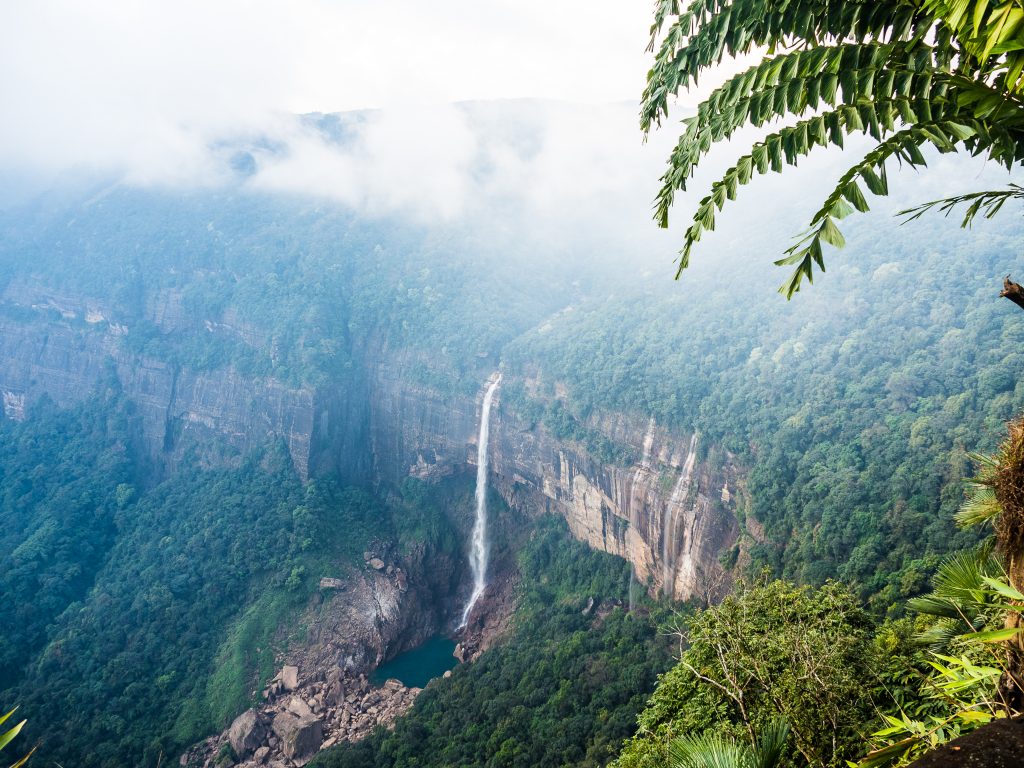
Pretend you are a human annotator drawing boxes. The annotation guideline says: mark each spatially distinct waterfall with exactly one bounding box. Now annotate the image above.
[625,418,657,613]
[458,374,502,629]
[662,434,699,597]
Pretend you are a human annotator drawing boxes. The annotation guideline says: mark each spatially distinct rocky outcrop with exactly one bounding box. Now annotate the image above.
[491,409,740,601]
[271,711,322,764]
[183,667,421,768]
[227,710,266,759]
[906,718,1024,767]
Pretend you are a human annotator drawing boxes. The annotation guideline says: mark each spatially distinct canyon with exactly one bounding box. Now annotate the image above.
[0,275,744,767]
[0,278,741,603]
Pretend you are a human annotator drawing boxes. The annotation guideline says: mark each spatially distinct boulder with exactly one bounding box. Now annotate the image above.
[368,558,385,570]
[318,577,345,590]
[271,711,323,763]
[323,669,344,706]
[280,665,299,691]
[253,746,270,765]
[907,718,1024,767]
[287,696,312,718]
[228,709,266,759]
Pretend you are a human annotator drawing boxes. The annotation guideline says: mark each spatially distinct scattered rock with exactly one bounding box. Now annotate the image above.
[280,666,299,691]
[323,669,345,705]
[228,709,265,759]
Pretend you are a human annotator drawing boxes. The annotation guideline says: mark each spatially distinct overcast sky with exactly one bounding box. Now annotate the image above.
[3,0,1007,266]
[0,1,692,175]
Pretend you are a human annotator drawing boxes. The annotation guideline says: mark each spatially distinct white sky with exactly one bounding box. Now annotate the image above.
[0,0,686,173]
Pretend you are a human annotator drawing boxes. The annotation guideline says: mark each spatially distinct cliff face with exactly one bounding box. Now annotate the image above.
[490,410,740,601]
[364,361,741,601]
[0,279,740,599]
[0,280,317,478]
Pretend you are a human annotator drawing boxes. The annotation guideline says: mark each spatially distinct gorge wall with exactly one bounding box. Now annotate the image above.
[0,280,741,600]
[0,278,320,477]
[366,359,741,600]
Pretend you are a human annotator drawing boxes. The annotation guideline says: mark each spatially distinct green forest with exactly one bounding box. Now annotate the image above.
[0,388,471,766]
[315,520,673,768]
[8,0,1024,765]
[3,176,1024,766]
[2,77,1024,768]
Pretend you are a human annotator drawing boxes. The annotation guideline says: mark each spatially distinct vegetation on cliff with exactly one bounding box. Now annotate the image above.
[0,396,468,768]
[506,216,1024,612]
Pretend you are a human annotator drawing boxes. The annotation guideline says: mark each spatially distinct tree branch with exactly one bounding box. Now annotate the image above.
[1001,275,1024,310]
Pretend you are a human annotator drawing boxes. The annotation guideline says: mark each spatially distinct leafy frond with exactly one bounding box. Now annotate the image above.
[774,115,1023,295]
[0,708,32,767]
[751,718,789,768]
[921,0,1024,92]
[955,486,1004,528]
[665,40,944,195]
[908,549,1002,631]
[643,0,1024,293]
[669,732,753,768]
[643,0,933,131]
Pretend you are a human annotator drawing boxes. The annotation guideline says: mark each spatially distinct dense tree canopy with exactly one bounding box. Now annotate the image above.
[316,520,673,768]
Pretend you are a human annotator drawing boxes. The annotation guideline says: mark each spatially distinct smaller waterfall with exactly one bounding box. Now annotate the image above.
[628,570,637,614]
[459,374,501,629]
[662,434,699,596]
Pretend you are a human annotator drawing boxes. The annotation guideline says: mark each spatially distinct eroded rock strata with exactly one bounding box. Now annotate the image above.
[0,279,743,763]
[0,280,741,601]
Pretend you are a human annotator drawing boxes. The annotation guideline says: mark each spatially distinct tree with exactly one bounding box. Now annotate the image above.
[644,0,1024,297]
[614,579,885,768]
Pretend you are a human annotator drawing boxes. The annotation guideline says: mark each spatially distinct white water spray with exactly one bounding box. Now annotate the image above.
[459,374,501,629]
[662,434,699,597]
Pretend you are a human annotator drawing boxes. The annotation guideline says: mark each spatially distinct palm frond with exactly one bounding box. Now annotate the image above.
[644,0,1024,293]
[955,486,1004,529]
[0,708,32,767]
[752,718,789,768]
[643,0,932,131]
[669,733,753,768]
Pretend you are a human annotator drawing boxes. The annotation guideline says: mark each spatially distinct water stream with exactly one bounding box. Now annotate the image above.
[458,374,501,628]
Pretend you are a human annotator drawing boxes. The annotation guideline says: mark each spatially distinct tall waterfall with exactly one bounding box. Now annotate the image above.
[459,374,501,629]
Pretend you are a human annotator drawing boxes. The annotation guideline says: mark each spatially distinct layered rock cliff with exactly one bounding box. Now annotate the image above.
[0,278,741,600]
[365,362,741,601]
[0,279,317,477]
